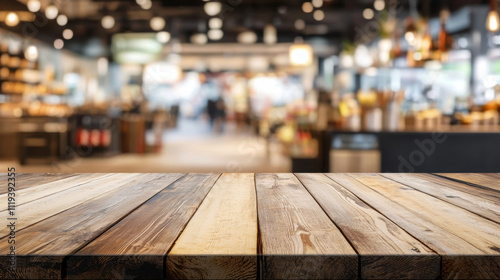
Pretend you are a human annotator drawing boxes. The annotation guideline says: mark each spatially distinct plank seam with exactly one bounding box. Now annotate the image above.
[254,173,263,280]
[61,173,187,280]
[431,174,500,194]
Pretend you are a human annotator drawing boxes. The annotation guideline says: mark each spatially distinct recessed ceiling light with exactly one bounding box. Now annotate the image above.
[54,39,64,49]
[150,17,165,31]
[56,14,68,26]
[45,5,59,20]
[27,0,41,12]
[363,8,374,20]
[101,16,115,29]
[204,2,222,16]
[302,2,313,13]
[209,17,223,29]
[313,10,324,21]
[63,29,73,40]
[208,29,223,41]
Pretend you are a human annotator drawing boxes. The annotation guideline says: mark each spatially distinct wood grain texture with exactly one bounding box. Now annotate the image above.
[0,173,111,212]
[166,173,258,280]
[66,174,220,279]
[0,173,142,238]
[326,174,500,279]
[0,173,183,279]
[297,173,439,279]
[435,173,500,192]
[384,173,500,224]
[0,173,78,194]
[416,174,500,204]
[256,173,357,280]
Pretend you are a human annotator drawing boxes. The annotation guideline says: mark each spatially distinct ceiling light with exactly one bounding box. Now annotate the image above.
[263,24,277,44]
[487,0,500,32]
[136,0,147,5]
[45,5,59,20]
[54,39,64,49]
[191,33,208,45]
[156,31,171,43]
[302,2,313,13]
[312,0,323,8]
[237,31,257,44]
[363,8,374,20]
[27,0,41,12]
[141,0,152,10]
[313,10,324,21]
[101,15,115,29]
[25,45,38,61]
[289,44,313,66]
[150,17,165,31]
[204,2,222,16]
[209,17,223,29]
[5,12,20,27]
[56,14,68,26]
[208,29,223,41]
[63,29,73,40]
[295,19,305,30]
[374,0,385,11]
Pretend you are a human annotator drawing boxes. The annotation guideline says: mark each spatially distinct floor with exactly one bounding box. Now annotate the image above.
[0,118,291,173]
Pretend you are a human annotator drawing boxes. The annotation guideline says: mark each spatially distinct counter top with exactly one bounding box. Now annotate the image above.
[330,125,500,134]
[0,173,499,279]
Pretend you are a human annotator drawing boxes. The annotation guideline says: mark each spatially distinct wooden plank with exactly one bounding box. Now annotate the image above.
[256,173,357,279]
[384,174,500,224]
[0,173,184,279]
[0,173,78,194]
[0,173,111,211]
[66,174,220,279]
[415,174,500,204]
[166,173,258,280]
[0,173,145,238]
[297,173,439,279]
[326,174,500,279]
[435,173,500,192]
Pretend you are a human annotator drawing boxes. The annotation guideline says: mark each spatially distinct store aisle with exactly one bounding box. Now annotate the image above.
[0,118,291,173]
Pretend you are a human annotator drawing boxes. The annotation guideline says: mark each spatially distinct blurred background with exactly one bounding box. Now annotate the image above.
[1,0,500,173]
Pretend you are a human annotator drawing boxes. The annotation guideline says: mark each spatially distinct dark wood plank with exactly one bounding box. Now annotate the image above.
[384,174,500,224]
[256,173,357,279]
[297,173,439,279]
[166,173,258,280]
[0,173,78,194]
[0,173,145,238]
[0,173,184,279]
[66,174,220,279]
[435,173,500,192]
[326,174,500,279]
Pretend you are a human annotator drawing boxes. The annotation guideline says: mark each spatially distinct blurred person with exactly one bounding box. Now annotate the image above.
[214,97,226,134]
[207,98,217,128]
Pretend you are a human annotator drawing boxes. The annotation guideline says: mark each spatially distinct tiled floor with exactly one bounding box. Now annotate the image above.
[0,119,291,173]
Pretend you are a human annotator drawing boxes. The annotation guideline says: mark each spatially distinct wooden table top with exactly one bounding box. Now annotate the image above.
[0,173,499,279]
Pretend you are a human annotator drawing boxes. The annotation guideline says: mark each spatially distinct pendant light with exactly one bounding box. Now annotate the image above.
[487,0,500,32]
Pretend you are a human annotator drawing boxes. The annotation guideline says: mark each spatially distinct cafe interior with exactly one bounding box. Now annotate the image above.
[0,0,499,173]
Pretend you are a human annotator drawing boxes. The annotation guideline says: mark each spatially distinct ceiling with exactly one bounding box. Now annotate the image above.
[0,0,492,57]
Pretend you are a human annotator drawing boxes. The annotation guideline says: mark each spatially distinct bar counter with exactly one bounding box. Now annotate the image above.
[0,173,499,279]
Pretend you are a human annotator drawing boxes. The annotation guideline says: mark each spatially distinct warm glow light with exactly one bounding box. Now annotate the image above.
[313,10,324,21]
[156,31,171,43]
[405,31,415,45]
[25,45,38,61]
[363,8,374,20]
[263,24,277,44]
[54,39,64,49]
[204,2,222,16]
[208,29,223,40]
[141,0,152,10]
[5,12,20,27]
[237,31,257,44]
[302,2,313,13]
[150,17,165,31]
[209,17,223,29]
[27,0,41,12]
[56,14,68,26]
[136,0,147,5]
[374,0,385,11]
[289,44,313,66]
[45,5,59,20]
[101,15,115,29]
[487,10,500,32]
[312,0,323,8]
[295,19,305,30]
[63,29,73,40]
[191,33,208,45]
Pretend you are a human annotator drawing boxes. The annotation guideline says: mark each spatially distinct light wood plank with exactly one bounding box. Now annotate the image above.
[66,174,220,279]
[436,173,500,192]
[256,173,357,279]
[0,173,111,211]
[0,173,78,194]
[0,173,144,238]
[166,173,258,280]
[326,174,500,279]
[384,173,500,224]
[416,174,500,204]
[0,173,183,279]
[297,173,439,279]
